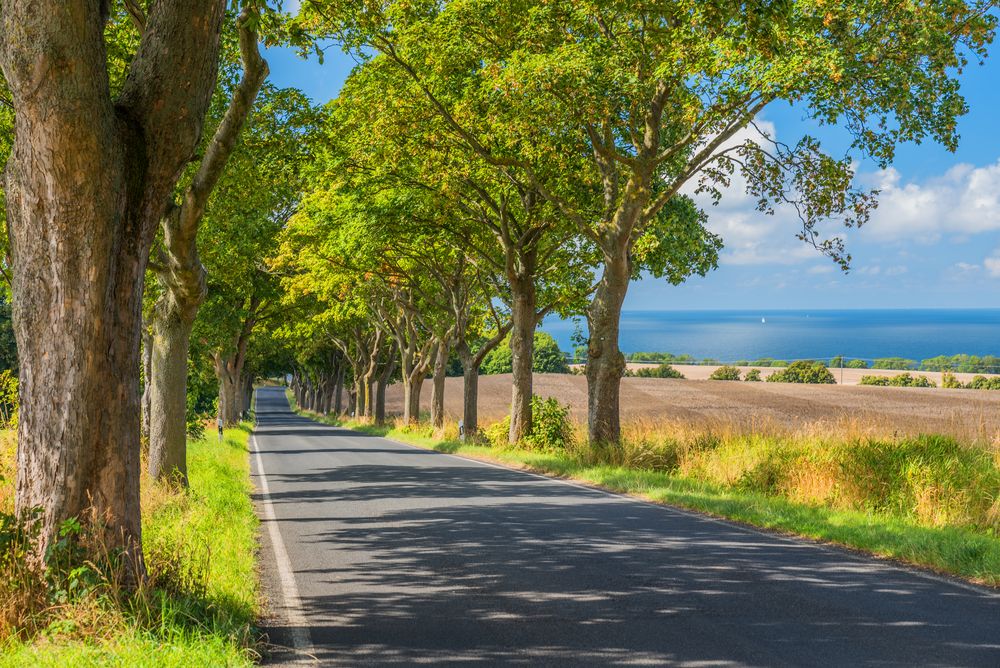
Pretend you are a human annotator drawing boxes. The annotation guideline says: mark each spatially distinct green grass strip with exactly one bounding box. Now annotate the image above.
[0,427,260,667]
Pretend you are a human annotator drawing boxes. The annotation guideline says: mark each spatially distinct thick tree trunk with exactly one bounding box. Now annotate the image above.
[405,376,425,423]
[353,376,365,417]
[431,336,450,429]
[1,0,226,564]
[216,353,244,425]
[462,362,479,441]
[508,278,537,443]
[375,356,396,425]
[148,311,195,485]
[586,247,631,445]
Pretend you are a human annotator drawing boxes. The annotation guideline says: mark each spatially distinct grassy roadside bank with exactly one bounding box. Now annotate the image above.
[0,427,260,667]
[293,396,1000,588]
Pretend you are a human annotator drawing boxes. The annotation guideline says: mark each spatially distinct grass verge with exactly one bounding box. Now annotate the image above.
[296,404,1000,588]
[0,426,260,667]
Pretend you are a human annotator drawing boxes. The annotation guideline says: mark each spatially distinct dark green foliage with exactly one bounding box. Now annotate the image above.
[481,332,569,375]
[751,358,788,367]
[0,300,17,374]
[766,361,836,384]
[522,396,574,451]
[709,365,742,381]
[920,354,1000,374]
[829,355,867,369]
[873,357,917,370]
[860,373,936,388]
[966,375,1000,390]
[630,364,685,379]
[744,369,762,382]
[484,395,574,451]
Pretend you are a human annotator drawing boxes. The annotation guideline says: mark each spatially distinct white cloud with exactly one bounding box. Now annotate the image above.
[862,161,1000,242]
[984,254,1000,278]
[683,121,837,267]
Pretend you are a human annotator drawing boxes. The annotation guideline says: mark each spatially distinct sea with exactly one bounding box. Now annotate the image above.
[540,309,1000,364]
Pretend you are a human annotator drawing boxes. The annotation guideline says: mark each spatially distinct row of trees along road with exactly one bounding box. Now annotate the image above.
[0,0,995,575]
[281,0,995,445]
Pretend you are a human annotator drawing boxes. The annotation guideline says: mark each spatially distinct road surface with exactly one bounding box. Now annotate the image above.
[251,386,999,666]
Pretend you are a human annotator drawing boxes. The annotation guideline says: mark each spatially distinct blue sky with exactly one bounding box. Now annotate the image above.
[264,35,1000,311]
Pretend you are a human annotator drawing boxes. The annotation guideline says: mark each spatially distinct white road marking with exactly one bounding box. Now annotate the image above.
[251,431,316,662]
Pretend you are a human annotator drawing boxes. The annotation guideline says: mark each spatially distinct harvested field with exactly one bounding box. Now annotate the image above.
[384,373,1000,442]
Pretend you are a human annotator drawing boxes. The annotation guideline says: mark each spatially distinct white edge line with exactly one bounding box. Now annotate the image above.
[251,432,316,660]
[352,428,1000,601]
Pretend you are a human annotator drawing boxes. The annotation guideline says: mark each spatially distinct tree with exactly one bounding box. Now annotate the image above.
[146,5,269,486]
[194,83,317,426]
[296,0,995,445]
[0,1,228,565]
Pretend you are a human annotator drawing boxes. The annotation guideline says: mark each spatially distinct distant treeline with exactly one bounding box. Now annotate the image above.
[602,352,1000,374]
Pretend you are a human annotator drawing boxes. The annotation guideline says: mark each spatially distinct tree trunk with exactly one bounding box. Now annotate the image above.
[586,246,631,445]
[334,364,345,414]
[375,356,396,425]
[216,353,244,425]
[508,277,537,443]
[148,310,196,486]
[354,376,365,417]
[406,376,425,423]
[431,335,450,429]
[141,324,152,448]
[1,0,226,564]
[461,361,479,441]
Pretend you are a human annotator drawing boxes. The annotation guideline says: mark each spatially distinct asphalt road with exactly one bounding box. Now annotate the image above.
[251,386,1000,666]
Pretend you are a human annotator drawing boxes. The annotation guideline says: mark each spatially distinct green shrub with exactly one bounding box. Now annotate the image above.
[523,396,574,451]
[744,369,762,382]
[860,373,936,388]
[485,396,574,451]
[631,363,685,379]
[481,332,570,374]
[708,365,742,381]
[872,357,917,370]
[966,375,1000,390]
[766,361,836,384]
[847,359,869,369]
[941,372,964,389]
[751,358,788,367]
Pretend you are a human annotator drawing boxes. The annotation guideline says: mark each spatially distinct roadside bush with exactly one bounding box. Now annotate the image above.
[859,373,936,388]
[708,365,741,381]
[630,363,685,379]
[766,361,835,384]
[485,395,575,451]
[523,396,574,451]
[847,359,869,369]
[744,369,762,382]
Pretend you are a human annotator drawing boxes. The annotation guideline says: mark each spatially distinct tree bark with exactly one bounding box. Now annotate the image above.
[431,335,450,429]
[586,244,631,445]
[334,364,345,414]
[1,0,226,564]
[406,376,425,423]
[375,355,396,425]
[508,276,537,443]
[215,352,245,425]
[146,7,266,484]
[147,309,196,485]
[140,324,152,448]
